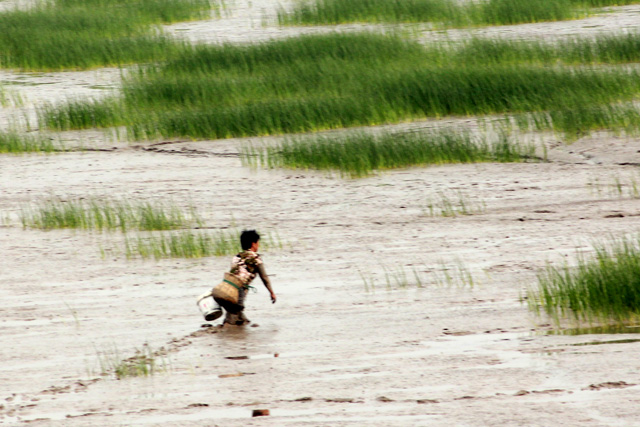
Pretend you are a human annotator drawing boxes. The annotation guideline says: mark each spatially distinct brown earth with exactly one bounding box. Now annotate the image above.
[2,1,640,425]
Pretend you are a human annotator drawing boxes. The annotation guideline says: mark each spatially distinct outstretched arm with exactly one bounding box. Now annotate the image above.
[257,264,276,303]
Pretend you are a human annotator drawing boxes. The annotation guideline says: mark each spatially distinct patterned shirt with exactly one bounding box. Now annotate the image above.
[229,250,263,287]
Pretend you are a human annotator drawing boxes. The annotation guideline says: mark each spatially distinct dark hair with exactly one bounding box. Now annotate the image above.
[240,229,260,250]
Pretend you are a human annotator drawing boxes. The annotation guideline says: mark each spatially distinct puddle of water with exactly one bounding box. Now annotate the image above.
[546,324,640,336]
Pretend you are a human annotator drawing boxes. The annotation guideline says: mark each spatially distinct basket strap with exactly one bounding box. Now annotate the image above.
[224,279,243,291]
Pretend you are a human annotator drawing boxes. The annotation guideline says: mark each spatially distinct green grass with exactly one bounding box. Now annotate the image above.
[125,229,284,259]
[20,197,201,231]
[442,34,640,66]
[38,32,640,140]
[279,0,640,26]
[529,238,640,326]
[242,129,535,177]
[425,190,487,217]
[97,343,167,380]
[361,261,474,292]
[0,0,217,70]
[587,173,640,199]
[0,131,60,154]
[515,102,640,140]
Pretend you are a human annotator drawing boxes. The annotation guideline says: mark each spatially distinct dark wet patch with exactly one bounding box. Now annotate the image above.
[515,388,567,396]
[416,399,439,404]
[583,381,636,391]
[442,329,474,336]
[41,379,100,395]
[225,356,249,360]
[324,398,361,403]
[186,403,209,408]
[532,389,565,394]
[376,396,394,402]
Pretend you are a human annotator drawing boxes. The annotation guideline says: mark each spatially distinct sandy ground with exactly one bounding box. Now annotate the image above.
[2,2,640,426]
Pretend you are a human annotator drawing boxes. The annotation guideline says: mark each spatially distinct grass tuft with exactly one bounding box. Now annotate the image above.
[280,0,640,26]
[516,102,640,140]
[424,191,486,217]
[97,343,167,380]
[242,129,536,177]
[20,197,201,231]
[0,131,60,154]
[528,237,640,326]
[125,229,284,259]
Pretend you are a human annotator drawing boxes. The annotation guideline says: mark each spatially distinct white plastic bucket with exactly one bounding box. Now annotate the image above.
[197,292,222,321]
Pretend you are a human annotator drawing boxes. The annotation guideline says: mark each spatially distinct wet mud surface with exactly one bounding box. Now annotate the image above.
[2,1,640,426]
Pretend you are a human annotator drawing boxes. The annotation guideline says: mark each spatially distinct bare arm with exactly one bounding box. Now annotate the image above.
[257,264,276,304]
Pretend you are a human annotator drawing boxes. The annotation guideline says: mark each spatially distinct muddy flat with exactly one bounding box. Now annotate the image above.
[2,1,640,426]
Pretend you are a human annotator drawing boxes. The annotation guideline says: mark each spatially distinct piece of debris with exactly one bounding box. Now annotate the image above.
[252,409,270,417]
[219,373,245,378]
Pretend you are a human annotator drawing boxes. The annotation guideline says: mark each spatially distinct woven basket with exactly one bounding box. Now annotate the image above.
[212,273,244,305]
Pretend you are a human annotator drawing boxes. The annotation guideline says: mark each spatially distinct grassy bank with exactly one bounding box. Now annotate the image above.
[0,131,60,154]
[529,238,640,326]
[38,33,640,140]
[20,197,201,231]
[0,0,216,70]
[279,0,640,26]
[241,129,535,177]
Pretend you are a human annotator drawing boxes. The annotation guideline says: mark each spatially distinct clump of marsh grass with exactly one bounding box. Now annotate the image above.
[0,131,60,154]
[0,85,23,107]
[125,229,284,259]
[242,129,535,177]
[587,174,640,199]
[20,197,201,231]
[528,237,640,326]
[360,266,426,292]
[279,0,634,26]
[97,343,167,380]
[424,191,486,217]
[447,33,640,67]
[360,261,475,292]
[0,0,217,70]
[516,102,640,140]
[432,261,475,288]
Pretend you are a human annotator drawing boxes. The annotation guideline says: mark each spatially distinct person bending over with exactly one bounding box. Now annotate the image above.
[215,230,276,326]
